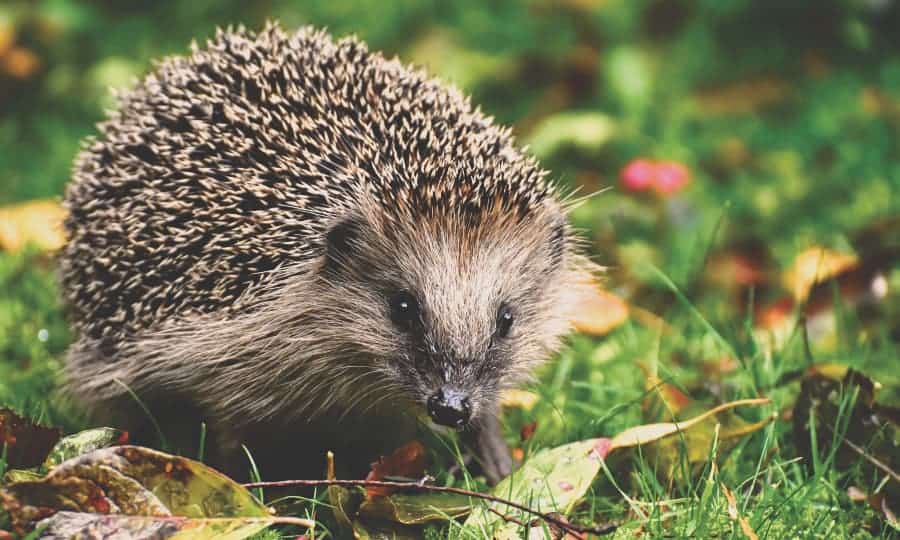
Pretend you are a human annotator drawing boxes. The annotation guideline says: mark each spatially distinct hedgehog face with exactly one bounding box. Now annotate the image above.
[316,202,574,429]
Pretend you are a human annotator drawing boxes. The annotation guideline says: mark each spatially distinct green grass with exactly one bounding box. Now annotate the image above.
[1,0,899,538]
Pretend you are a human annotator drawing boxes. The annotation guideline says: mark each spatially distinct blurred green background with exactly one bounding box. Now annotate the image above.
[1,1,899,536]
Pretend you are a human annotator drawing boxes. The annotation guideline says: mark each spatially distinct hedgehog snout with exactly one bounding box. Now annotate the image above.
[426,386,471,428]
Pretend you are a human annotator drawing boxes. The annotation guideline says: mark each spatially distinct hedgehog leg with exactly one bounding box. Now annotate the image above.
[465,411,512,485]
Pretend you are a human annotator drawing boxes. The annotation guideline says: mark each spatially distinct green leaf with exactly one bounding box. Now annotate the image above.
[525,112,616,158]
[327,483,363,530]
[358,492,471,525]
[463,438,609,533]
[2,469,42,484]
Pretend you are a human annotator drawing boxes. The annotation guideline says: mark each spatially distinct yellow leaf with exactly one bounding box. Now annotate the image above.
[609,398,770,451]
[783,247,857,301]
[500,389,540,411]
[0,199,66,252]
[571,286,629,336]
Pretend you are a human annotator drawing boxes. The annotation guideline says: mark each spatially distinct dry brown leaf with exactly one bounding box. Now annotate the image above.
[721,482,739,519]
[2,46,40,78]
[755,296,794,331]
[0,199,66,252]
[783,247,857,301]
[571,286,629,335]
[721,483,759,540]
[365,441,427,499]
[520,421,537,442]
[739,516,759,540]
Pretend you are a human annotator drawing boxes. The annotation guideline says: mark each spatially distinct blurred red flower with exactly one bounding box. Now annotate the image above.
[620,158,656,192]
[620,158,691,196]
[653,160,690,195]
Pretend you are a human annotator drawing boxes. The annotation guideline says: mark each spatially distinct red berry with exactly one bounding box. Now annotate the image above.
[620,159,656,192]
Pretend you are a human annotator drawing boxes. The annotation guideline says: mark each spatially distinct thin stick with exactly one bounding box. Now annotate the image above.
[243,478,617,536]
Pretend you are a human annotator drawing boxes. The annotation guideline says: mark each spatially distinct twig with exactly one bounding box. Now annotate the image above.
[840,435,900,484]
[488,507,527,527]
[243,478,617,536]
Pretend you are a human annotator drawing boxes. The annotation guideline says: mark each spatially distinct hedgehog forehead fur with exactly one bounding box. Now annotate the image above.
[60,23,595,430]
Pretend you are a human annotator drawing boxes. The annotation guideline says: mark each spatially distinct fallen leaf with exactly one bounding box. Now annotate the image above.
[0,200,67,252]
[520,422,538,442]
[35,511,313,540]
[609,398,771,450]
[328,482,363,532]
[358,493,470,525]
[365,442,427,499]
[783,247,857,302]
[705,249,770,289]
[721,483,739,520]
[571,286,629,336]
[721,483,759,540]
[0,446,276,537]
[501,389,540,411]
[739,516,759,540]
[2,469,42,485]
[642,369,692,421]
[463,438,609,533]
[0,408,61,470]
[1,47,40,78]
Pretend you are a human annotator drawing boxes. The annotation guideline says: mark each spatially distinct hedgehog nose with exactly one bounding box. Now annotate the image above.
[427,387,471,428]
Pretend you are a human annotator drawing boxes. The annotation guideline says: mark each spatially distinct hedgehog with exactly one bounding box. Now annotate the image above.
[59,23,596,483]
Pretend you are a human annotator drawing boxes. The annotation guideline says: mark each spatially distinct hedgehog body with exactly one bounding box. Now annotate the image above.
[60,24,593,481]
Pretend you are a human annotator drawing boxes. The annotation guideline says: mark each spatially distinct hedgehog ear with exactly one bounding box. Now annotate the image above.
[323,217,362,272]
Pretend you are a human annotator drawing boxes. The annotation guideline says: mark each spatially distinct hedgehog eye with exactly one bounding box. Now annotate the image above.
[389,290,420,330]
[496,304,514,339]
